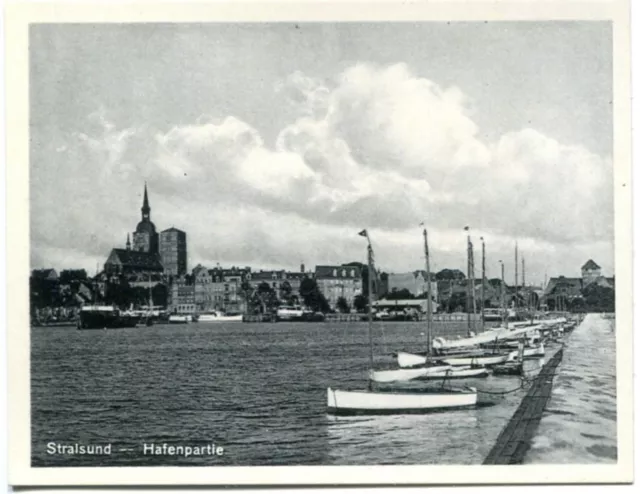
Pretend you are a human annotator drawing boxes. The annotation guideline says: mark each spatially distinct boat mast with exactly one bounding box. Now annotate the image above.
[470,240,477,326]
[481,237,485,329]
[148,272,153,312]
[500,260,506,328]
[465,226,471,335]
[423,227,432,358]
[367,241,374,372]
[359,229,375,375]
[514,242,519,310]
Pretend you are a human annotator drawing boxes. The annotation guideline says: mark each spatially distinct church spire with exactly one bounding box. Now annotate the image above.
[142,182,150,220]
[126,233,131,250]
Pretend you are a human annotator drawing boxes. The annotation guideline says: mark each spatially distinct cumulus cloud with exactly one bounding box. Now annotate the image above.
[31,63,613,279]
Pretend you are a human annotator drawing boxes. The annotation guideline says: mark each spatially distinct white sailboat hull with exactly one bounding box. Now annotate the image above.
[441,354,510,366]
[327,387,477,415]
[507,343,545,361]
[168,315,192,324]
[369,365,452,383]
[419,366,489,379]
[432,322,551,350]
[198,314,243,323]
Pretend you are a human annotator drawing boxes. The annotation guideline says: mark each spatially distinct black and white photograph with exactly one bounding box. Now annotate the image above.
[6,0,633,486]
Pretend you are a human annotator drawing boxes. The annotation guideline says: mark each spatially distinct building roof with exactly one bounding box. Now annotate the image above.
[106,248,163,271]
[544,276,583,297]
[388,271,436,281]
[582,259,601,271]
[315,265,361,279]
[161,227,185,234]
[135,219,157,234]
[31,268,58,280]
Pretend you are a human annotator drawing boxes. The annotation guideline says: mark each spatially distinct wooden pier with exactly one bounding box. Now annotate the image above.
[483,348,564,465]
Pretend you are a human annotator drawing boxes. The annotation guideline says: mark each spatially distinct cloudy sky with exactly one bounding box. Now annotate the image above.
[30,22,613,284]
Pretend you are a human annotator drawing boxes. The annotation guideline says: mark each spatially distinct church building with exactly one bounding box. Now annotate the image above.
[132,184,159,254]
[104,184,164,276]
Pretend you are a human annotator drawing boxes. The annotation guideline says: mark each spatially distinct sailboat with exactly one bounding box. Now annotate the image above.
[373,227,488,381]
[395,232,513,370]
[327,229,477,415]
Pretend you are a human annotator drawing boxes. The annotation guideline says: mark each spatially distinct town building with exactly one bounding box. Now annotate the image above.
[132,184,159,254]
[103,247,163,276]
[31,268,58,281]
[103,183,188,281]
[581,259,602,284]
[168,277,196,314]
[160,227,187,277]
[541,259,614,310]
[387,271,438,299]
[250,267,308,302]
[191,265,251,314]
[314,265,362,309]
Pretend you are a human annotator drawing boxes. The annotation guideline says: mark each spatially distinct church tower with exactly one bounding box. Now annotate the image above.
[132,183,159,254]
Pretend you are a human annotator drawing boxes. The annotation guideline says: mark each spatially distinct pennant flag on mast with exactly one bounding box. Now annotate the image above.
[358,229,368,238]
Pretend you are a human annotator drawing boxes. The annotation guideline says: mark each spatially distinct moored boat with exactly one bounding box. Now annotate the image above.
[369,364,452,383]
[327,385,477,415]
[327,228,478,415]
[416,366,489,379]
[77,305,140,330]
[197,311,243,323]
[441,352,511,367]
[399,350,510,368]
[276,305,305,321]
[168,314,194,324]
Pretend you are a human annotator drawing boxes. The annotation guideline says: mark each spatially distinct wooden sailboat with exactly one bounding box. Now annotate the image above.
[373,227,487,382]
[395,231,509,371]
[327,229,477,415]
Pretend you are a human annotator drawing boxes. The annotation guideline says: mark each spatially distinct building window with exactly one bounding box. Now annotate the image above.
[341,269,346,277]
[333,269,337,276]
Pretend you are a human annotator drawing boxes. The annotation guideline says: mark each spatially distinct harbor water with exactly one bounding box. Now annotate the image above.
[31,315,615,466]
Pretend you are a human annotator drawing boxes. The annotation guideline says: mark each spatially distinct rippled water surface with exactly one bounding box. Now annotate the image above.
[525,314,617,464]
[31,316,615,466]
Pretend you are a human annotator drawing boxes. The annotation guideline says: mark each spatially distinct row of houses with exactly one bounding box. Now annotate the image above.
[379,259,614,312]
[32,258,614,315]
[170,263,364,314]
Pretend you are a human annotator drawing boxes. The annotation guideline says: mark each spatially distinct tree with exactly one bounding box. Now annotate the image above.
[299,278,330,313]
[436,269,466,281]
[30,274,60,309]
[151,284,168,307]
[384,288,415,300]
[104,276,134,309]
[279,280,294,304]
[59,269,88,285]
[581,284,615,312]
[353,294,367,313]
[253,281,279,314]
[445,292,467,313]
[336,296,350,313]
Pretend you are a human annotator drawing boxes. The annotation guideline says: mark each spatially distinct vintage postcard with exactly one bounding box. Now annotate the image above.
[5,0,633,487]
